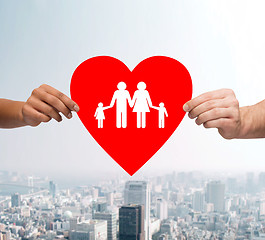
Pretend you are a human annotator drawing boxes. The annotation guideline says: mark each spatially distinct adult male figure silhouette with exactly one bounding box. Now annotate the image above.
[109,82,132,128]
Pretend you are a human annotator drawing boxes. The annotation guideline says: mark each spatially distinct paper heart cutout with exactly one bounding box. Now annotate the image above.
[70,56,192,175]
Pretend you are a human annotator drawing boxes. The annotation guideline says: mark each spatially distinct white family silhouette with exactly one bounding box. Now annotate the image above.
[94,82,168,129]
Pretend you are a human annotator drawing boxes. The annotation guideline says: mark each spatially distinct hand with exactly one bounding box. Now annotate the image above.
[183,89,241,139]
[22,84,79,127]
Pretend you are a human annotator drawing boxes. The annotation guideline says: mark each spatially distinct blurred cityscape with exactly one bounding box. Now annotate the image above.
[1,170,265,239]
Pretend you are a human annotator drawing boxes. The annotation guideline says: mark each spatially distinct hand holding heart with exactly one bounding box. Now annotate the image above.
[22,84,79,127]
[183,88,241,139]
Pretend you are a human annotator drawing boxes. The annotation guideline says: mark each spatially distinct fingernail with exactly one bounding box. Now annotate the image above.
[67,113,72,119]
[74,104,80,112]
[183,103,189,112]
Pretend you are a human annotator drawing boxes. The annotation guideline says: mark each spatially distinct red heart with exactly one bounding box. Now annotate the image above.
[70,56,192,175]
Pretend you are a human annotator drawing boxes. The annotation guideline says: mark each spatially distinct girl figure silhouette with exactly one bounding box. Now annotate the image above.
[94,103,110,128]
[131,82,153,128]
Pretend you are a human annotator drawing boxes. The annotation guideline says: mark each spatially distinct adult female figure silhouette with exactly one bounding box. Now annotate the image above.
[131,82,153,128]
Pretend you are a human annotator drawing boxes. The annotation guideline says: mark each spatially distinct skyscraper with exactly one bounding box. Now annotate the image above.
[107,192,114,206]
[206,181,225,212]
[246,172,255,194]
[258,172,265,189]
[226,178,237,194]
[156,198,168,220]
[93,202,107,214]
[93,212,117,240]
[124,181,150,240]
[28,176,34,194]
[11,193,21,207]
[192,191,205,212]
[119,204,145,240]
[49,181,56,198]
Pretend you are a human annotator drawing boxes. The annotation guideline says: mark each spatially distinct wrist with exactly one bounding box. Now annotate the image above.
[236,106,251,138]
[16,101,27,126]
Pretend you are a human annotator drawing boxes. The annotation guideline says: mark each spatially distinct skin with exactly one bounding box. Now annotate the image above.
[183,88,265,139]
[0,84,79,128]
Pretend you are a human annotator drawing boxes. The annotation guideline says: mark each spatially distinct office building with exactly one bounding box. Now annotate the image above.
[119,204,145,240]
[107,192,114,206]
[206,181,225,212]
[49,181,56,198]
[246,172,255,194]
[192,191,204,212]
[156,199,168,220]
[93,212,117,240]
[28,176,34,194]
[71,220,107,240]
[70,231,92,240]
[259,172,265,189]
[11,193,21,207]
[124,181,150,240]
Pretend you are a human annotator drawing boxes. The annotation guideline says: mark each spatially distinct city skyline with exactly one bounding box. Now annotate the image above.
[2,170,265,239]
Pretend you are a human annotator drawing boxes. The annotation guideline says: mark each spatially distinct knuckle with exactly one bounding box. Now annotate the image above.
[47,95,58,106]
[232,117,240,125]
[22,103,30,115]
[32,88,40,96]
[34,113,44,122]
[219,119,226,126]
[43,117,51,123]
[231,99,239,107]
[58,105,68,116]
[27,97,35,106]
[31,122,40,127]
[227,88,235,97]
[212,108,219,116]
[63,108,71,115]
[46,107,54,115]
[204,93,213,101]
[229,108,237,118]
[205,100,214,109]
[223,88,233,94]
[36,115,50,124]
[40,84,48,89]
[57,91,65,99]
[71,102,76,109]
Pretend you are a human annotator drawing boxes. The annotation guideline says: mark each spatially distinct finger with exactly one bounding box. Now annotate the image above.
[203,118,230,129]
[39,84,79,112]
[195,108,233,125]
[183,89,232,112]
[23,104,51,125]
[33,88,72,119]
[29,96,62,122]
[188,98,231,119]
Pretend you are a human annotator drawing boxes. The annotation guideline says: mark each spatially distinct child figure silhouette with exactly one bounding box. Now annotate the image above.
[94,103,111,128]
[151,102,168,128]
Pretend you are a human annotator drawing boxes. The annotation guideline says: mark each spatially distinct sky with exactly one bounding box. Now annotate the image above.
[1,0,265,183]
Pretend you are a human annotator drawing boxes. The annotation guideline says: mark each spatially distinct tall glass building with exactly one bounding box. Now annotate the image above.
[124,181,151,240]
[119,204,145,240]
